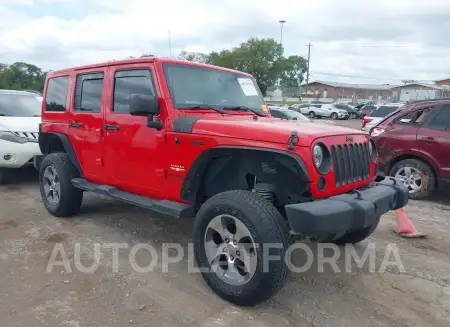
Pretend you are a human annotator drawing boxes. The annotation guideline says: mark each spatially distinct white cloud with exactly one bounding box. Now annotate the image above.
[1,0,450,83]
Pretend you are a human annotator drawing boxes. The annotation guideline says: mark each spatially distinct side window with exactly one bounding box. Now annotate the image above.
[74,73,104,113]
[113,69,155,114]
[45,76,69,112]
[396,109,428,125]
[270,110,283,119]
[427,106,450,131]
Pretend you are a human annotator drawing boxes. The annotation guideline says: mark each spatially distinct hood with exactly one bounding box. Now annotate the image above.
[0,116,41,132]
[189,115,365,146]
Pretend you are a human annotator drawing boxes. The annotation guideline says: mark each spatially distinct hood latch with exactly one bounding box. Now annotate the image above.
[288,131,299,151]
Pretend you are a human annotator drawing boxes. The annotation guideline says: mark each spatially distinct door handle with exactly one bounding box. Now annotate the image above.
[422,136,438,144]
[69,121,83,128]
[104,124,120,131]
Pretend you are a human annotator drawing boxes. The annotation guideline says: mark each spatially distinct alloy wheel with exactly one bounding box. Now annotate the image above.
[395,166,423,194]
[43,166,61,204]
[204,214,257,286]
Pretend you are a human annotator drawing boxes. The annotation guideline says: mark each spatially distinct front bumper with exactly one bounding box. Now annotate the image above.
[0,140,42,168]
[284,177,408,238]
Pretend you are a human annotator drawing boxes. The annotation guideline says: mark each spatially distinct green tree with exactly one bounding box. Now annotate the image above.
[0,62,46,92]
[178,50,208,63]
[279,55,308,88]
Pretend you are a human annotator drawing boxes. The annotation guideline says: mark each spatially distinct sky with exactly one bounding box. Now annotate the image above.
[1,0,450,84]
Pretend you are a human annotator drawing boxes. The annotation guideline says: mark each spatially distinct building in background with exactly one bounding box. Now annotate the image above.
[391,83,450,102]
[434,78,450,87]
[301,81,394,102]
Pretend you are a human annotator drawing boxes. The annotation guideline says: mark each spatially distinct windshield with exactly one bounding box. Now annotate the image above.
[163,63,265,112]
[368,105,399,118]
[283,110,310,121]
[0,93,42,117]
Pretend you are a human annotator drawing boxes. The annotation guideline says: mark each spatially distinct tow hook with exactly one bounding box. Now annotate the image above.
[288,131,299,151]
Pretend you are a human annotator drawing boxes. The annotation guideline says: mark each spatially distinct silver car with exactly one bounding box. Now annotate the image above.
[361,103,405,132]
[300,104,349,120]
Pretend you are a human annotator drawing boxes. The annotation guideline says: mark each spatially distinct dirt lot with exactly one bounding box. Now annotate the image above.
[1,120,449,327]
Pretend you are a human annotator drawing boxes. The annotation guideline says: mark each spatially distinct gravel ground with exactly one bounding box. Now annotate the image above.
[1,120,449,327]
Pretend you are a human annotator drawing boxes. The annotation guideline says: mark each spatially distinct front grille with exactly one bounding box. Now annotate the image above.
[331,142,370,187]
[12,132,39,142]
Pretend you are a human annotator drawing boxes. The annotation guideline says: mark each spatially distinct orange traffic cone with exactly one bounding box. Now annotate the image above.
[393,208,426,238]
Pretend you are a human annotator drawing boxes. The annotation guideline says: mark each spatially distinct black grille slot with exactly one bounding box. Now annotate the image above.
[332,142,370,187]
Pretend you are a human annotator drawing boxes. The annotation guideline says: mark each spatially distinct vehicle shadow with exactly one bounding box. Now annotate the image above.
[1,167,38,189]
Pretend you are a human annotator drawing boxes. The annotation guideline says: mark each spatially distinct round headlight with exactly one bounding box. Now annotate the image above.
[313,145,323,168]
[369,139,377,163]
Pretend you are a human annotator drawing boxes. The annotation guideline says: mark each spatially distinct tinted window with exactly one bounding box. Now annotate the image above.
[46,76,69,111]
[369,106,398,117]
[74,73,104,112]
[428,106,450,131]
[0,93,42,117]
[283,110,310,121]
[113,70,155,114]
[270,109,285,119]
[163,63,264,112]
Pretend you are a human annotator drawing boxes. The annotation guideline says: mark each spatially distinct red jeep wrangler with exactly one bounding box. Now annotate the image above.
[38,57,408,305]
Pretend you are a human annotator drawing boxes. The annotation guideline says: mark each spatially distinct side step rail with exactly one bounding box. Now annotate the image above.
[71,178,195,218]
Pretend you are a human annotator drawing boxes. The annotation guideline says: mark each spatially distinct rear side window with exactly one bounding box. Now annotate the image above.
[369,106,398,117]
[113,69,155,114]
[45,76,69,112]
[74,73,104,112]
[270,110,284,119]
[428,106,450,131]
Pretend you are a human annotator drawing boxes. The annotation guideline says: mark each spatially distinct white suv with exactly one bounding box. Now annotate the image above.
[0,90,42,183]
[300,103,349,120]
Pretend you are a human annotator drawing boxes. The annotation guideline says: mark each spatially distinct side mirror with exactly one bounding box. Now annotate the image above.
[130,94,159,116]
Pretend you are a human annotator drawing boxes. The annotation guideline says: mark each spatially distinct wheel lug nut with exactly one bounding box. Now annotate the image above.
[236,251,240,256]
[223,247,227,252]
[225,238,230,243]
[233,240,237,245]
[230,255,234,261]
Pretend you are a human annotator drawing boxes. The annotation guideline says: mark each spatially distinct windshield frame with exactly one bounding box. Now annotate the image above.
[162,63,265,113]
[0,93,42,117]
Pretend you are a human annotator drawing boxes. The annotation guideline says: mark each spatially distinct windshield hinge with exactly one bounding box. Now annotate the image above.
[288,131,299,151]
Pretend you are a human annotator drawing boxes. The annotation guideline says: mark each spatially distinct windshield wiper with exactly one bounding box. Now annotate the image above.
[222,106,265,117]
[182,105,227,115]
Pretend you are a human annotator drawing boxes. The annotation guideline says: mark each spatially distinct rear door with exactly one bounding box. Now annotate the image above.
[417,105,450,180]
[69,70,107,183]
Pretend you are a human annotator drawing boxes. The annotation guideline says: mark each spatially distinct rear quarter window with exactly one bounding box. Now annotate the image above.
[45,76,70,112]
[369,106,398,117]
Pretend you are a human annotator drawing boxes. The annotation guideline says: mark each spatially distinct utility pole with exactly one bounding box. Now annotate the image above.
[305,42,312,97]
[279,20,286,47]
[168,29,172,59]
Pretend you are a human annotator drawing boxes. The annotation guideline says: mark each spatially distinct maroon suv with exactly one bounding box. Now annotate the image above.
[371,99,450,199]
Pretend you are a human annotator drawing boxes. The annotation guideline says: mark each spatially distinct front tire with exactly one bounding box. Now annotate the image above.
[39,153,83,217]
[389,159,436,199]
[331,112,338,120]
[193,190,290,306]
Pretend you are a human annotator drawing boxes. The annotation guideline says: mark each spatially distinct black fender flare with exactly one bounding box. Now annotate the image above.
[39,132,83,176]
[180,146,310,203]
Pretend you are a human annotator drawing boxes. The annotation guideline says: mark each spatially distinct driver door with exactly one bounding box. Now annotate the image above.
[103,64,166,196]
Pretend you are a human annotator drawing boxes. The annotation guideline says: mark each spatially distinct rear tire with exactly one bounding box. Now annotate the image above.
[39,153,83,217]
[193,190,290,306]
[309,111,315,119]
[389,159,435,199]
